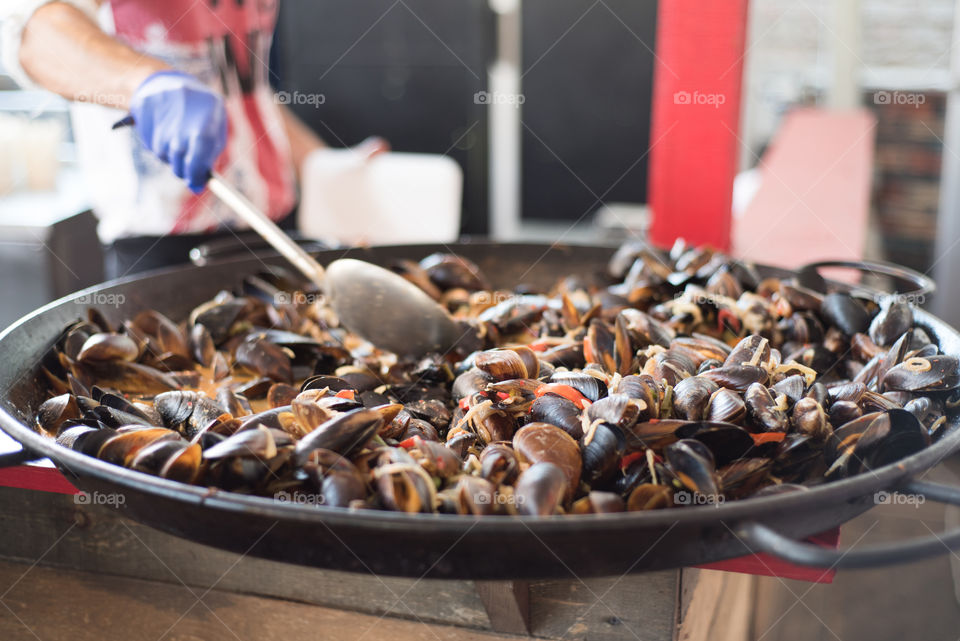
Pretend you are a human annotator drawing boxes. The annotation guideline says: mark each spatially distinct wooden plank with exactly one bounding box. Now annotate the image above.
[676,569,754,641]
[0,487,684,639]
[474,581,530,635]
[0,559,519,641]
[527,573,679,641]
[0,487,490,629]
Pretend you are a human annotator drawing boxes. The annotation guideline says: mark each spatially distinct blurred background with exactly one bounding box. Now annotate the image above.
[1,0,955,323]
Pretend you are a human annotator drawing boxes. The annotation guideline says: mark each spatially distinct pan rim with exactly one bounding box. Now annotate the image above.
[1,407,956,534]
[1,240,958,536]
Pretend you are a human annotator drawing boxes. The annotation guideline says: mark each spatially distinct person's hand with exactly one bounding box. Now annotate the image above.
[351,136,390,160]
[129,70,227,193]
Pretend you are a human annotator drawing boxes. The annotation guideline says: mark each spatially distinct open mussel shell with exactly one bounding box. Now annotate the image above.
[743,382,788,432]
[770,375,806,405]
[131,440,203,484]
[706,388,746,424]
[571,491,624,514]
[673,422,755,467]
[374,461,436,513]
[852,409,930,473]
[293,407,383,465]
[475,349,530,381]
[515,462,567,516]
[791,397,831,441]
[529,394,584,439]
[97,427,181,467]
[301,454,368,508]
[36,393,80,434]
[700,365,768,392]
[235,337,293,384]
[673,335,732,365]
[513,422,582,499]
[828,400,863,428]
[77,333,140,363]
[189,298,246,344]
[725,335,770,368]
[452,367,494,401]
[869,301,913,347]
[663,439,720,498]
[420,252,489,291]
[772,434,822,482]
[626,483,673,511]
[56,424,118,456]
[672,376,718,421]
[584,393,642,431]
[718,458,772,499]
[580,421,626,488]
[479,442,520,486]
[451,475,498,515]
[820,293,871,336]
[203,425,291,460]
[616,374,661,419]
[824,412,881,472]
[645,349,696,386]
[154,390,225,439]
[880,355,960,393]
[300,374,356,394]
[548,371,607,402]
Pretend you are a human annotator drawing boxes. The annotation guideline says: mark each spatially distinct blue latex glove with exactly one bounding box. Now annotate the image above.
[129,70,227,193]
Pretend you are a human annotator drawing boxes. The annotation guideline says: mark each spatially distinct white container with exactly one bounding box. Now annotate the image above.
[298,149,463,246]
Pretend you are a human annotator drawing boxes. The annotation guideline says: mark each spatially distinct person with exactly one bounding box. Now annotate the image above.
[1,0,386,277]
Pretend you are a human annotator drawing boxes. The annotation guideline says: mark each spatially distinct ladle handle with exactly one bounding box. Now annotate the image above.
[207,172,327,285]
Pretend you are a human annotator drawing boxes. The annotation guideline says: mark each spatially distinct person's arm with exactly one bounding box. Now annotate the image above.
[278,105,326,173]
[15,2,225,192]
[18,2,169,110]
[278,105,391,181]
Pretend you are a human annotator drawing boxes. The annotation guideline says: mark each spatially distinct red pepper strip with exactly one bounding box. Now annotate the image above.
[620,450,647,471]
[335,389,355,400]
[496,391,510,401]
[459,397,470,411]
[528,341,550,352]
[751,432,786,445]
[398,436,422,449]
[534,383,588,409]
[717,308,741,334]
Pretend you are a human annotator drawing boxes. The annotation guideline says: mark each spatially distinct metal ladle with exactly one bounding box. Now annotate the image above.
[206,172,461,356]
[112,117,462,356]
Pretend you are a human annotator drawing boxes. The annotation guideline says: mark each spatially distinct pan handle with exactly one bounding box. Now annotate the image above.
[795,259,936,301]
[735,480,960,569]
[189,231,331,267]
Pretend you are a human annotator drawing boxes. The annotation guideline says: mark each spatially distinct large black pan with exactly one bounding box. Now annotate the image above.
[2,242,960,579]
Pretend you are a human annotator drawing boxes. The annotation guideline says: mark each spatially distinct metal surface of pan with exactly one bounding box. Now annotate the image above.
[1,242,959,579]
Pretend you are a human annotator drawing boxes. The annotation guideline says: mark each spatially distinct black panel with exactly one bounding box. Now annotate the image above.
[273,0,495,235]
[521,0,657,222]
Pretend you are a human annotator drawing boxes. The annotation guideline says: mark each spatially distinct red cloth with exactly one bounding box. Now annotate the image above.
[698,529,840,583]
[0,464,77,495]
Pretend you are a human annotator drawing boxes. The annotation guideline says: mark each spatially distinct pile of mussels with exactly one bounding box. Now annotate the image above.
[34,242,960,515]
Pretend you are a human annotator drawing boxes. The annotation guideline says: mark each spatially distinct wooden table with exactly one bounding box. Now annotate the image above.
[0,483,758,641]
